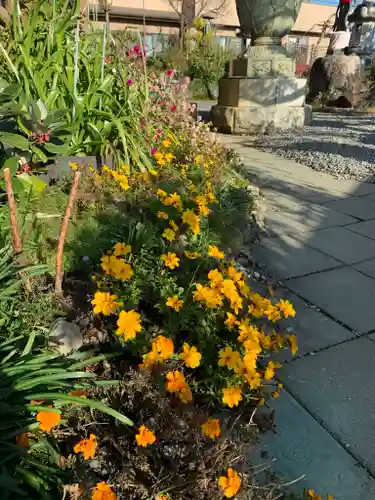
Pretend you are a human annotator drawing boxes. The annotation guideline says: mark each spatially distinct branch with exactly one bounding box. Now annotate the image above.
[3,168,22,254]
[55,170,81,295]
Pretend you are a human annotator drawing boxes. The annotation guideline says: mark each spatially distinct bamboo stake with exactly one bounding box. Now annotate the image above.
[55,170,81,295]
[3,167,22,254]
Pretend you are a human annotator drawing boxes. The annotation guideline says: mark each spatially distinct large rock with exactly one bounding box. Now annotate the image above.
[307,53,363,107]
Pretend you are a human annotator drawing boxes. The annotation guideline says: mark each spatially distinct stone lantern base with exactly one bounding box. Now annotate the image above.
[211,75,312,135]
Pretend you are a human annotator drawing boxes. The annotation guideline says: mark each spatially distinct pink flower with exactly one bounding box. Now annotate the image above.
[126,49,133,57]
[167,69,176,77]
[134,45,140,54]
[127,79,133,85]
[152,147,157,154]
[105,56,111,64]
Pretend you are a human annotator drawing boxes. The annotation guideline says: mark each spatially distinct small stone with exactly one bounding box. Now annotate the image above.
[253,271,260,279]
[49,318,83,355]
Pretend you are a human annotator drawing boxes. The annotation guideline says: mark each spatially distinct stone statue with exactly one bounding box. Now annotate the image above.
[211,0,311,134]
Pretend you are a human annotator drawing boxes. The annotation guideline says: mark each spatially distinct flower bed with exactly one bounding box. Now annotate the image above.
[0,2,310,499]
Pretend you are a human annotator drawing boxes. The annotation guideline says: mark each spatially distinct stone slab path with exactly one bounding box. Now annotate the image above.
[220,135,375,499]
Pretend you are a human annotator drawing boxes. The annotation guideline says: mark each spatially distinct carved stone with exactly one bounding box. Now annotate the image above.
[211,0,309,135]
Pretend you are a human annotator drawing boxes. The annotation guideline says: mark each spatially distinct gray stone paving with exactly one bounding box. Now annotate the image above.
[220,135,375,499]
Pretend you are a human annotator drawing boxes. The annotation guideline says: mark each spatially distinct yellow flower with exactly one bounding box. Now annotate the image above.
[218,468,241,498]
[193,283,223,308]
[277,299,296,318]
[242,351,258,373]
[225,312,238,328]
[218,346,242,372]
[156,495,168,500]
[288,334,298,356]
[222,387,242,408]
[166,295,184,311]
[307,490,323,500]
[184,251,200,259]
[169,220,178,231]
[163,192,182,209]
[152,335,174,360]
[264,361,281,381]
[195,195,210,215]
[91,292,118,316]
[221,280,242,313]
[161,252,180,269]
[69,161,79,170]
[154,152,166,166]
[237,319,260,343]
[245,370,262,390]
[201,418,221,439]
[179,386,193,403]
[162,228,176,241]
[100,255,133,281]
[166,370,187,393]
[111,260,133,281]
[208,269,224,289]
[165,152,174,163]
[208,245,224,259]
[226,265,243,282]
[179,343,201,368]
[37,409,61,432]
[116,310,142,341]
[157,188,168,199]
[157,211,169,220]
[182,209,200,234]
[139,350,161,370]
[91,482,117,500]
[136,425,156,447]
[74,434,97,460]
[112,242,131,256]
[162,138,171,148]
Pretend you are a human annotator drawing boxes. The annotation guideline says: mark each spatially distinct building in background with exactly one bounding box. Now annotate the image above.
[90,0,337,68]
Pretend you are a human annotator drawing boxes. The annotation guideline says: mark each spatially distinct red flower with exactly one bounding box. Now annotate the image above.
[105,56,111,64]
[171,105,177,112]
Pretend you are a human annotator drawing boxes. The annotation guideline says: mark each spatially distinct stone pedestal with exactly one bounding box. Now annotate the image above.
[211,67,311,135]
[213,0,309,135]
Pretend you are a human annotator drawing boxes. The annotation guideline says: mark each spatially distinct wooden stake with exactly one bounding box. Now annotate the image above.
[3,167,22,254]
[55,170,81,295]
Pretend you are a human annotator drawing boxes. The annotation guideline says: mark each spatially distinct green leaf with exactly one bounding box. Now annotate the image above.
[43,142,71,155]
[2,156,19,176]
[17,174,47,195]
[27,392,133,426]
[0,132,29,151]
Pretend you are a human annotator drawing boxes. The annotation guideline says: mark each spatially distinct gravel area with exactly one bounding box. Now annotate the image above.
[253,112,375,183]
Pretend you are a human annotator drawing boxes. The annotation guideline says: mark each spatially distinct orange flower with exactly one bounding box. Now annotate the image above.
[16,433,30,447]
[68,388,87,398]
[166,370,187,393]
[166,295,184,311]
[37,409,61,432]
[152,335,174,360]
[202,418,221,439]
[179,343,201,368]
[136,425,156,447]
[179,386,193,403]
[208,245,224,259]
[91,481,117,500]
[222,387,242,408]
[218,468,241,498]
[74,434,98,460]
